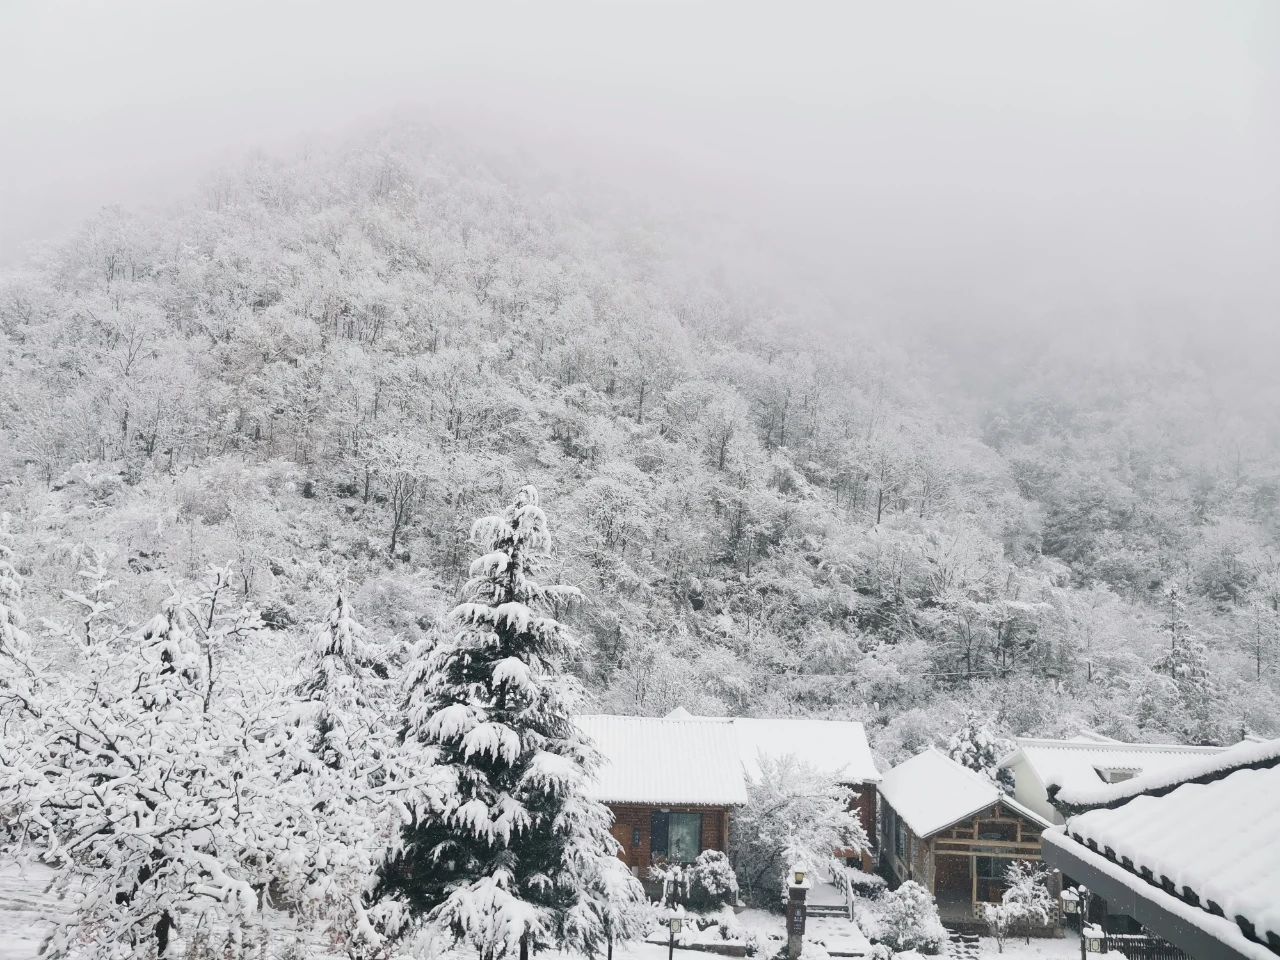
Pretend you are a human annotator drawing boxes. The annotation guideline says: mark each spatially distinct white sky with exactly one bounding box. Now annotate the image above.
[1,0,1277,332]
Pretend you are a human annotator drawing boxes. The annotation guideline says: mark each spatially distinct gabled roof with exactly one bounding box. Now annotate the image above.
[576,714,749,807]
[1045,738,1280,960]
[879,748,1050,838]
[664,709,879,784]
[1001,736,1225,799]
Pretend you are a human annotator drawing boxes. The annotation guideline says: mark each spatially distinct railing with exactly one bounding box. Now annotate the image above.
[1099,932,1189,960]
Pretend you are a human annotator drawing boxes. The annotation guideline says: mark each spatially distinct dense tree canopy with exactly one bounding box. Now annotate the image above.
[1,128,1277,769]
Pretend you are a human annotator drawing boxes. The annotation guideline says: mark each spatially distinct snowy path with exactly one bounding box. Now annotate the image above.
[0,859,61,960]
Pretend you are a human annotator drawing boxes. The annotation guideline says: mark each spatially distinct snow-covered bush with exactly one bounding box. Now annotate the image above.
[868,881,946,955]
[985,860,1055,947]
[843,866,888,899]
[689,849,741,909]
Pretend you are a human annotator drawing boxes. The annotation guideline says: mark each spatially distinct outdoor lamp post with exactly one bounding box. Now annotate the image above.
[786,861,812,960]
[1059,888,1080,916]
[667,911,684,960]
[1083,925,1106,955]
[1075,887,1094,960]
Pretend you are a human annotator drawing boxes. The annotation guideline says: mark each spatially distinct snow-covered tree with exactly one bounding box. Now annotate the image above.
[946,712,1013,791]
[377,485,642,960]
[61,545,118,646]
[730,754,868,905]
[980,861,1054,950]
[1152,587,1223,743]
[868,880,946,954]
[0,513,39,717]
[297,592,389,769]
[1001,860,1055,942]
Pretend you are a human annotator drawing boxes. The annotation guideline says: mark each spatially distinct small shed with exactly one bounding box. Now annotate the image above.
[878,749,1055,924]
[576,714,748,874]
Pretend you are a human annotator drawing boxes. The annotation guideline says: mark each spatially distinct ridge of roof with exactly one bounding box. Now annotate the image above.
[1053,736,1280,813]
[1013,736,1225,754]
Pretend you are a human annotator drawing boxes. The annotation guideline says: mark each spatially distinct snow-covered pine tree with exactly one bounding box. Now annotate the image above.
[277,593,406,956]
[946,711,1013,791]
[297,592,388,770]
[378,485,641,960]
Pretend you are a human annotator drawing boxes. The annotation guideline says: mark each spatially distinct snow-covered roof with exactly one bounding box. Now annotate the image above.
[663,709,879,784]
[1001,736,1225,798]
[731,716,880,783]
[1042,826,1278,960]
[1053,736,1280,810]
[1058,755,1280,955]
[575,714,749,807]
[878,748,1050,838]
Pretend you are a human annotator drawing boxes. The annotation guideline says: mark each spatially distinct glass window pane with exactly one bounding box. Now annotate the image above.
[668,812,702,863]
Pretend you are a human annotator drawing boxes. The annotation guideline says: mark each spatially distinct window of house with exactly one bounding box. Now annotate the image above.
[895,818,906,859]
[667,812,702,862]
[1094,767,1138,784]
[976,856,1011,902]
[977,821,1018,842]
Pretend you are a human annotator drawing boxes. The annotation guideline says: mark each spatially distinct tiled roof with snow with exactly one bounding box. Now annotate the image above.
[575,714,749,806]
[1053,736,1280,810]
[878,748,1049,838]
[1061,758,1280,954]
[664,710,879,784]
[1004,736,1224,798]
[1042,826,1279,960]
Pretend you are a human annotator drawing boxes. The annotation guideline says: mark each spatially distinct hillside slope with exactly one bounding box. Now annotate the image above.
[2,131,1277,759]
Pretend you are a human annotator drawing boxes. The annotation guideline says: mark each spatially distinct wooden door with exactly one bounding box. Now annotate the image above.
[934,855,972,912]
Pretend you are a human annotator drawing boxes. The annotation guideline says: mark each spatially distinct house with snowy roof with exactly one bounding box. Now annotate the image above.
[576,714,748,876]
[667,707,882,869]
[576,711,881,875]
[1042,737,1280,960]
[877,749,1058,926]
[997,733,1226,825]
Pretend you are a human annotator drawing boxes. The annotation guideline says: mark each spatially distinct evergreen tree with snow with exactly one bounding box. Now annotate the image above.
[297,592,388,770]
[377,485,641,960]
[946,711,1013,791]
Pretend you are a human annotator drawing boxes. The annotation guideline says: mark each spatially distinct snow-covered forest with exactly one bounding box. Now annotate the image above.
[2,128,1279,766]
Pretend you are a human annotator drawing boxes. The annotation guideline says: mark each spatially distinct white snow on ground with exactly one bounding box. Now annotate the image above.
[975,931,1083,960]
[0,859,61,960]
[0,859,1074,960]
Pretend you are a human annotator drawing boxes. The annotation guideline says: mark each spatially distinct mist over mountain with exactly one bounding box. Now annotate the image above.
[2,127,1277,765]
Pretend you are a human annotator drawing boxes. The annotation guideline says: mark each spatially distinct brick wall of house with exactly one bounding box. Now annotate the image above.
[607,803,731,874]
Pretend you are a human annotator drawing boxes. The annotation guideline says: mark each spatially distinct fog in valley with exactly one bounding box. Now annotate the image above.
[1,3,1280,957]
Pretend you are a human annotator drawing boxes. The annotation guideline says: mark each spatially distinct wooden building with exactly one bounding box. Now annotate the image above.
[878,749,1058,925]
[576,714,748,874]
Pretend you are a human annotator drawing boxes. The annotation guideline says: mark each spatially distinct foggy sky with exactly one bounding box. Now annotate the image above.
[2,0,1277,332]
